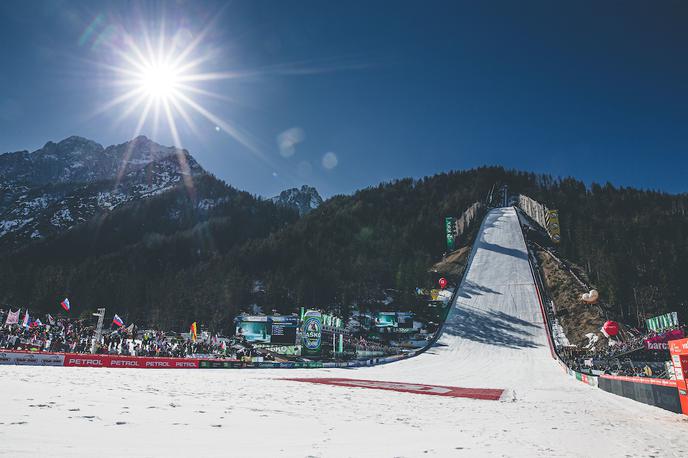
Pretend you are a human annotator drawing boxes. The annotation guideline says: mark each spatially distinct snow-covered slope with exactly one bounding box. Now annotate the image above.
[1,207,685,457]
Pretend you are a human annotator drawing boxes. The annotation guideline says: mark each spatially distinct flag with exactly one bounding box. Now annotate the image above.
[112,314,124,327]
[47,314,55,325]
[60,298,70,312]
[190,322,197,342]
[5,309,20,325]
[34,319,42,326]
[22,310,30,328]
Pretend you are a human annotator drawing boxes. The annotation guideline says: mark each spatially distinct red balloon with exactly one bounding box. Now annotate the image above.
[603,320,619,337]
[439,278,448,289]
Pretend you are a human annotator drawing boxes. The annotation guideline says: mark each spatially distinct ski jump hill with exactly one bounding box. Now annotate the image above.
[1,207,686,457]
[352,205,556,389]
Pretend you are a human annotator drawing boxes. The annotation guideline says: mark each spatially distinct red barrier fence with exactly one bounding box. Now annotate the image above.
[63,354,200,369]
[0,350,246,369]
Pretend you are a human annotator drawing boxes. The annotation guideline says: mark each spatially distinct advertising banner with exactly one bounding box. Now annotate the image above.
[63,354,199,368]
[644,329,685,350]
[646,312,679,333]
[198,360,243,369]
[546,209,561,243]
[445,217,456,251]
[0,351,64,366]
[283,378,504,400]
[301,311,322,357]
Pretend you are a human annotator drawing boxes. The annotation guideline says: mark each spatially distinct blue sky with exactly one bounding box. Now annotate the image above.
[1,0,686,197]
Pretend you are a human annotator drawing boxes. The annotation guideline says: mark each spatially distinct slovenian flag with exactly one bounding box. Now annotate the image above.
[112,314,124,327]
[22,310,30,328]
[61,298,70,312]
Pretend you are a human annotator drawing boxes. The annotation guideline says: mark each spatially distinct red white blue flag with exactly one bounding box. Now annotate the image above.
[21,310,30,328]
[112,314,124,327]
[60,298,70,312]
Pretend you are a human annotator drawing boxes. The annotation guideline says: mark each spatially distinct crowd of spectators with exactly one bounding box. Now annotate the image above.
[560,325,688,379]
[0,309,256,360]
[344,334,405,356]
[1,308,413,363]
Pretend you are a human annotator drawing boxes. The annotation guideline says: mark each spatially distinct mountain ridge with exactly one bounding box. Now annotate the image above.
[0,135,205,250]
[1,136,687,333]
[271,185,323,215]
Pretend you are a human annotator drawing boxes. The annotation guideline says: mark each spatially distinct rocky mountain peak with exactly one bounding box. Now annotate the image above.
[0,135,207,249]
[272,185,323,215]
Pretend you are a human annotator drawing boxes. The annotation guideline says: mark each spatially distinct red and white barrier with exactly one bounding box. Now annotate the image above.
[63,354,200,368]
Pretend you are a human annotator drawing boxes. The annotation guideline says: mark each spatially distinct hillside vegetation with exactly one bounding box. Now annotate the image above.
[1,166,686,332]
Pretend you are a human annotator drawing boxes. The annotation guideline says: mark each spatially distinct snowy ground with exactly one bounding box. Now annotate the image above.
[2,207,686,457]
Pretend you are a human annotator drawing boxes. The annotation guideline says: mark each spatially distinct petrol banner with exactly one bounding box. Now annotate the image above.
[63,354,199,368]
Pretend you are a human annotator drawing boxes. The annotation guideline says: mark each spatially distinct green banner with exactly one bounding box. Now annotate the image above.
[445,217,456,251]
[301,310,322,357]
[199,360,244,369]
[647,312,678,332]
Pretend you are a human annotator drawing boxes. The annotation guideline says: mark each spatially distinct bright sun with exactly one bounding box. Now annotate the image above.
[139,62,180,100]
[96,24,255,154]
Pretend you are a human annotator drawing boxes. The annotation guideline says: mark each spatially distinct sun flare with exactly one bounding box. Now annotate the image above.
[139,62,180,100]
[94,21,258,155]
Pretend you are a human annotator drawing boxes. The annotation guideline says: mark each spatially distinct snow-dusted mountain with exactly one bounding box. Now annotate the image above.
[0,135,204,249]
[271,185,323,216]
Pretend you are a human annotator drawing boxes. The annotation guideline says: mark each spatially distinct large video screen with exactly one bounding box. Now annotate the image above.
[271,323,297,344]
[235,315,298,344]
[376,312,397,328]
[270,316,298,344]
[236,320,270,343]
[396,312,414,328]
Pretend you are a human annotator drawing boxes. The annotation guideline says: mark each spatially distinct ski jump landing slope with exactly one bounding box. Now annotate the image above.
[358,205,555,389]
[1,207,686,458]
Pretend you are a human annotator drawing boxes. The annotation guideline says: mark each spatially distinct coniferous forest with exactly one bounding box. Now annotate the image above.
[1,166,687,332]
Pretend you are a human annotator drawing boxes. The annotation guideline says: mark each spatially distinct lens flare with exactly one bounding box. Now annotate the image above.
[93,18,262,159]
[139,63,179,99]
